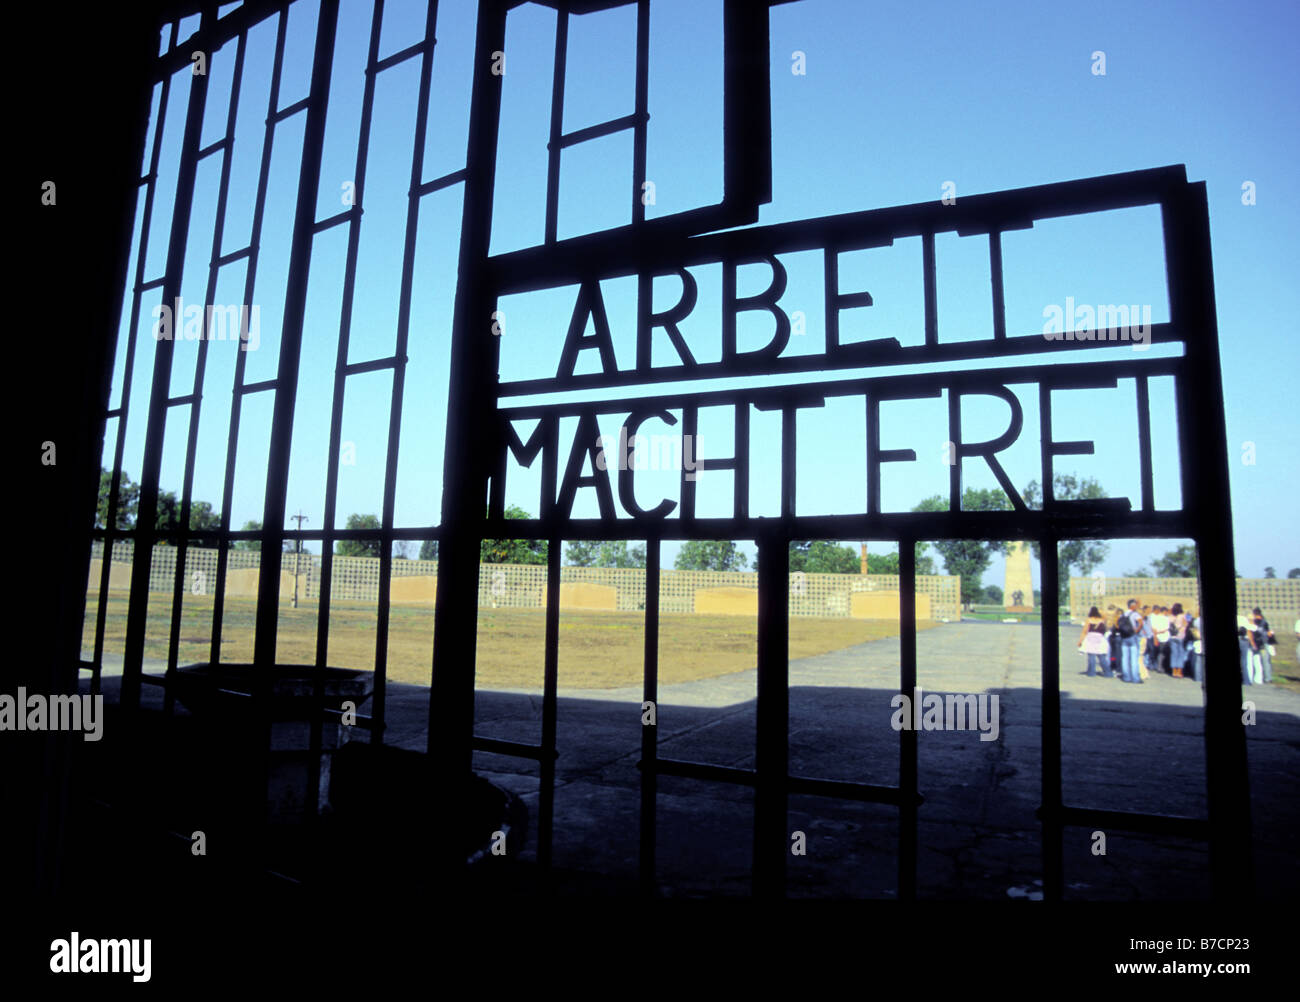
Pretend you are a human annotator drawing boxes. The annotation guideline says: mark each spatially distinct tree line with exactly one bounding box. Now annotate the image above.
[100,468,1298,588]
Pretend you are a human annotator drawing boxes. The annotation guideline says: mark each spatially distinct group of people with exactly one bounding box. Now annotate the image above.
[1077,600,1280,686]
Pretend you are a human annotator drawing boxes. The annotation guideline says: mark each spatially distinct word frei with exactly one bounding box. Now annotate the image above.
[0,689,103,741]
[889,685,1000,741]
[152,296,260,351]
[1042,298,1152,349]
[50,933,151,982]
[595,428,700,481]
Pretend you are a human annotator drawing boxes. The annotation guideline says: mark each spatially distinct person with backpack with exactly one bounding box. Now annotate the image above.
[1251,608,1274,684]
[1118,599,1143,683]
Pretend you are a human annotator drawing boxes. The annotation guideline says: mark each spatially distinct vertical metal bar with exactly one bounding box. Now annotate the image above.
[722,0,771,207]
[753,531,789,898]
[1135,374,1155,513]
[639,536,660,895]
[734,400,750,520]
[539,537,561,870]
[250,0,339,829]
[121,11,214,712]
[313,0,384,691]
[211,17,289,667]
[1039,533,1063,901]
[947,388,962,511]
[544,8,568,244]
[428,0,508,877]
[779,404,796,519]
[366,0,441,752]
[1167,183,1252,899]
[898,535,918,900]
[989,229,1006,341]
[631,0,649,225]
[164,28,248,715]
[922,230,937,347]
[94,64,176,695]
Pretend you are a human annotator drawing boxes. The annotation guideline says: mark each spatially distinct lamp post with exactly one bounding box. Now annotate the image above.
[290,510,308,608]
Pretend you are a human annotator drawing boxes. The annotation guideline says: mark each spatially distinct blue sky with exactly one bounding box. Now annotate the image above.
[107,0,1299,588]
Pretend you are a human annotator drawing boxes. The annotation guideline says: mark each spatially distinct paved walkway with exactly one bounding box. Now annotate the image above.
[85,622,1299,899]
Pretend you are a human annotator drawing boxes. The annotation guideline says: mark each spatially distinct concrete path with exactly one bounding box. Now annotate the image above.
[83,622,1300,899]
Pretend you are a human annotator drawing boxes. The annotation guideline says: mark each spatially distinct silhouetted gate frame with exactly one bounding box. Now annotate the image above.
[89,0,1251,900]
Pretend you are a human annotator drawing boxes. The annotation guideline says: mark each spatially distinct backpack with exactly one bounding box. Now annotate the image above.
[1116,614,1136,639]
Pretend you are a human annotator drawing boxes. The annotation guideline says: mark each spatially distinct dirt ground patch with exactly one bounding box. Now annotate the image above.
[83,594,935,689]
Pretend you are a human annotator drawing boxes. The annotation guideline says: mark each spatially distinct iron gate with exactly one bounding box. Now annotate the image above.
[86,0,1251,900]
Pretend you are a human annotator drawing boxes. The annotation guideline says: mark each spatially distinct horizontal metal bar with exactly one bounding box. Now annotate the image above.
[313,207,357,233]
[472,736,559,761]
[500,354,1182,415]
[270,95,311,123]
[554,112,642,150]
[138,276,167,292]
[371,39,426,75]
[216,246,252,267]
[787,774,921,806]
[646,758,924,807]
[1049,805,1211,839]
[416,167,467,197]
[489,164,1189,295]
[478,510,1193,542]
[239,378,277,394]
[498,324,1182,397]
[168,393,198,406]
[343,355,404,377]
[198,137,230,160]
[648,757,755,786]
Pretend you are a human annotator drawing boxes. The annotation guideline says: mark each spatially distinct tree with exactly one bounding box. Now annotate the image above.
[1288,568,1300,580]
[984,584,1003,604]
[96,467,139,530]
[234,519,293,553]
[862,547,938,576]
[419,539,439,561]
[336,514,383,558]
[394,540,413,560]
[1150,545,1198,579]
[1263,566,1276,579]
[482,505,547,564]
[1125,567,1152,578]
[566,540,646,568]
[789,540,859,574]
[155,491,222,544]
[674,540,748,572]
[1023,475,1111,605]
[913,488,1013,608]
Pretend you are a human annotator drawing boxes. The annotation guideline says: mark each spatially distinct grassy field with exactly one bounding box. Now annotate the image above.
[82,593,936,690]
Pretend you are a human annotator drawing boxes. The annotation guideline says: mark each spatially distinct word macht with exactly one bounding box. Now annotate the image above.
[889,685,1000,741]
[0,689,103,741]
[50,933,151,982]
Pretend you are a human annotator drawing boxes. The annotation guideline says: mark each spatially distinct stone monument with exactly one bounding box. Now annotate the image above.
[1004,541,1035,612]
